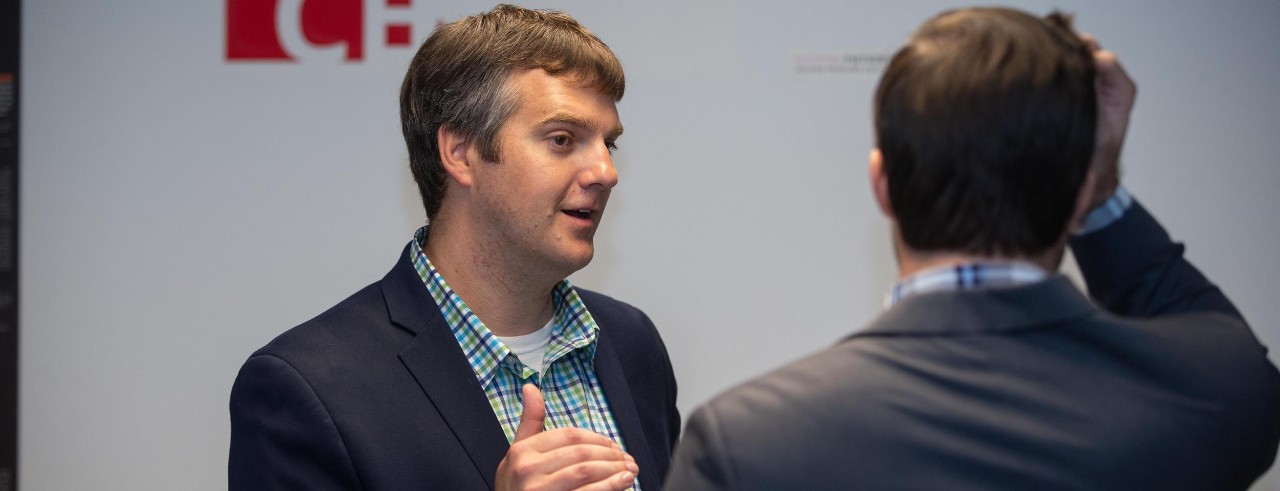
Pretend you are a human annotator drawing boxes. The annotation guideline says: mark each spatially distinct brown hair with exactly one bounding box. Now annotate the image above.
[400,4,625,220]
[874,8,1096,256]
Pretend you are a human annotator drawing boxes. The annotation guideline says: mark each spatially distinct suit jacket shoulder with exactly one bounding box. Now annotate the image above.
[668,282,1280,490]
[666,201,1280,490]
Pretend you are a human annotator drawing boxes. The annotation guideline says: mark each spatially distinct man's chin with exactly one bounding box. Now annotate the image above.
[555,244,596,276]
[569,251,596,272]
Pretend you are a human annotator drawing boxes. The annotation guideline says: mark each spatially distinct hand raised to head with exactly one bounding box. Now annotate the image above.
[1082,33,1138,208]
[495,384,638,491]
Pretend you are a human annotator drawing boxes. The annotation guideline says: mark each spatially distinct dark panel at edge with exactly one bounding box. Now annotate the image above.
[0,0,18,489]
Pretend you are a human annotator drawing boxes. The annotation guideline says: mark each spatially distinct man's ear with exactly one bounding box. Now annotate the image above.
[869,148,895,219]
[437,125,476,188]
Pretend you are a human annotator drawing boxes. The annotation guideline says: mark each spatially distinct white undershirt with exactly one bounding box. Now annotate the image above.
[497,320,554,374]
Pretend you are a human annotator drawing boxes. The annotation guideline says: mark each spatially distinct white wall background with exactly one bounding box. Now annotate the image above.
[20,0,1280,489]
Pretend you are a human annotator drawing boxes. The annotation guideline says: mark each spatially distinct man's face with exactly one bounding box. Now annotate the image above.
[467,68,622,281]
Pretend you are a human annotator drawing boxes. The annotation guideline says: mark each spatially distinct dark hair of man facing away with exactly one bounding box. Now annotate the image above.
[875,8,1096,257]
[400,4,625,220]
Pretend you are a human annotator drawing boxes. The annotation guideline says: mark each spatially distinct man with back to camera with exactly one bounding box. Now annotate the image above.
[665,7,1280,490]
[229,5,679,490]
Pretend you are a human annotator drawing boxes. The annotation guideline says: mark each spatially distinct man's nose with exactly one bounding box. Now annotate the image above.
[582,142,619,189]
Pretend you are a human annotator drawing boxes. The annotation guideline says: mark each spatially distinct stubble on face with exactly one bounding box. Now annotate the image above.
[467,69,622,287]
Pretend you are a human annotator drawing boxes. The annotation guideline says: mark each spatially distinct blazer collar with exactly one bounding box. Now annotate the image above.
[853,275,1097,339]
[380,244,656,489]
[382,243,509,488]
[592,324,659,491]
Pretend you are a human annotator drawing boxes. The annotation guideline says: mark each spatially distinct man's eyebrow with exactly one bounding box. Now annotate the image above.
[539,113,624,140]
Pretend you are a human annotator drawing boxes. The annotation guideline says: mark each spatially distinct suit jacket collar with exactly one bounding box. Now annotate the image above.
[383,243,509,488]
[852,275,1097,339]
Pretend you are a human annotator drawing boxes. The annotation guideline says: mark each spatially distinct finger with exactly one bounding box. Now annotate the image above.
[572,471,638,491]
[515,427,621,453]
[513,384,546,443]
[1093,50,1133,87]
[1093,50,1137,107]
[1079,32,1100,52]
[538,444,636,476]
[543,461,637,491]
[1093,49,1118,76]
[499,433,631,485]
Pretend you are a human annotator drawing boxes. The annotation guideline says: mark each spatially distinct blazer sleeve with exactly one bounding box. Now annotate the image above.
[663,405,733,491]
[1069,200,1242,320]
[229,354,362,490]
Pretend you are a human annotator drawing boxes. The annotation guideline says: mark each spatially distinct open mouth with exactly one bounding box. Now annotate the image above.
[563,209,592,219]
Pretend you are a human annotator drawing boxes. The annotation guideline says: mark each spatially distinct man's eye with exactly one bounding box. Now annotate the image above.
[551,135,573,147]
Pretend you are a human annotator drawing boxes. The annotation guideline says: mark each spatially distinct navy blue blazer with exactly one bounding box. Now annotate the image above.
[230,244,680,490]
[666,203,1280,490]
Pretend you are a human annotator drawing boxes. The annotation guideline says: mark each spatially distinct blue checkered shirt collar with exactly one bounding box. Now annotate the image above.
[409,227,599,387]
[886,261,1048,308]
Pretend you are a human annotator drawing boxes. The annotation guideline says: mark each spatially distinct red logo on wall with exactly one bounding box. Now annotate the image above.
[226,0,416,62]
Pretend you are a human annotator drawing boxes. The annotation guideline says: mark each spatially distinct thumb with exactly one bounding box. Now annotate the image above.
[512,383,546,443]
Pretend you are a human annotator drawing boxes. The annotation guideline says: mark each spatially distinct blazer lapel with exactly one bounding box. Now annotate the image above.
[595,333,659,490]
[382,246,509,489]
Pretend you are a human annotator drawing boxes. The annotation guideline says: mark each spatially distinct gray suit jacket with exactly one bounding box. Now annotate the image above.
[665,203,1280,490]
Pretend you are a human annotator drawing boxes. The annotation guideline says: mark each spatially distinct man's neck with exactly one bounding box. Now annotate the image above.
[422,220,557,338]
[896,248,1059,280]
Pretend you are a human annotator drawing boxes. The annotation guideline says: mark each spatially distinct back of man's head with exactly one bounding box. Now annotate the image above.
[875,7,1096,258]
[400,4,625,220]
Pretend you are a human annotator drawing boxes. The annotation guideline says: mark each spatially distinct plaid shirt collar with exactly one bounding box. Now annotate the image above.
[886,261,1047,308]
[409,227,599,387]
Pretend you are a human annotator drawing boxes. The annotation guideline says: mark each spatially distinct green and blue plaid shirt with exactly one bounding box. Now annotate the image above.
[410,227,638,488]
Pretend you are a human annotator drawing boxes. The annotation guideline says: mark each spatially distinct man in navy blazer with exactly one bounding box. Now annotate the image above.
[230,5,678,490]
[666,7,1280,490]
